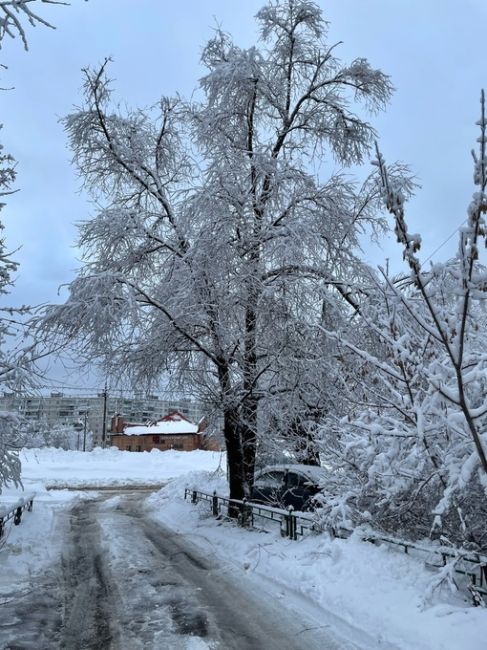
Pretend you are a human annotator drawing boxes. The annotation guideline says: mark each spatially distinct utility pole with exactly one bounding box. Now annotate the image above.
[102,382,108,448]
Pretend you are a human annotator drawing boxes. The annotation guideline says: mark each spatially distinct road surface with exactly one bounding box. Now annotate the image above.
[0,492,378,649]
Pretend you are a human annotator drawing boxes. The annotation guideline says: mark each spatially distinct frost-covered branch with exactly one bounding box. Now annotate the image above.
[314,93,487,550]
[0,0,69,50]
[372,93,487,476]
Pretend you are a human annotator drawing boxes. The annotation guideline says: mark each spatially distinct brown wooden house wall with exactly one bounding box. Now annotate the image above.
[110,433,201,452]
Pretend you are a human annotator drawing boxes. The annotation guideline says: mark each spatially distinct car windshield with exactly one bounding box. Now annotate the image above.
[254,471,285,488]
[286,472,307,488]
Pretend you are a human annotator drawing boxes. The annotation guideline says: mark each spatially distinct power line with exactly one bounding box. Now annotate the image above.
[420,219,467,268]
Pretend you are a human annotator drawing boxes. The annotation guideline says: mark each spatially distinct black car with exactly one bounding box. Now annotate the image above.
[251,464,324,511]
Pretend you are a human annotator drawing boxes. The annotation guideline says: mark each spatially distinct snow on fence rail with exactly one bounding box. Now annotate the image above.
[332,525,487,605]
[186,488,487,605]
[184,488,316,540]
[0,494,35,539]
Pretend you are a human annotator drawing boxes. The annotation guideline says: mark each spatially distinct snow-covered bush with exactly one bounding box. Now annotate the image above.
[316,94,487,552]
[0,411,22,489]
[21,420,93,451]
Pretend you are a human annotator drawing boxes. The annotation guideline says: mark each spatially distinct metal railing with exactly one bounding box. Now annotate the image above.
[0,494,35,539]
[359,529,487,603]
[326,523,487,601]
[184,488,315,540]
[185,488,487,605]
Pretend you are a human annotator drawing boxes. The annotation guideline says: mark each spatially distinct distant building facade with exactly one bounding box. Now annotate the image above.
[0,391,212,447]
[110,410,221,452]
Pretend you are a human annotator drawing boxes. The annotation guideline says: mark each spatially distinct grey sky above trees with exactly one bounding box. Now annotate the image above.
[1,0,486,308]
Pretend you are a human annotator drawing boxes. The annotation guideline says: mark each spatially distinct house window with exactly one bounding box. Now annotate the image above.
[152,435,160,443]
[136,445,142,452]
[126,445,132,451]
[173,443,183,450]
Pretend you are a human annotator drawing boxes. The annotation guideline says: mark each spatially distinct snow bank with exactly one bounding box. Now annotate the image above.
[147,471,487,650]
[17,446,226,491]
[0,489,92,605]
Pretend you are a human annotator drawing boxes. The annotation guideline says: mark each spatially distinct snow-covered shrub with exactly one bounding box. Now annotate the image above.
[21,420,93,451]
[316,94,487,552]
[0,411,22,489]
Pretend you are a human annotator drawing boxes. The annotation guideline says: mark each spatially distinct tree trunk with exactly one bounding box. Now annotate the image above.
[241,397,258,489]
[223,408,245,517]
[241,298,259,491]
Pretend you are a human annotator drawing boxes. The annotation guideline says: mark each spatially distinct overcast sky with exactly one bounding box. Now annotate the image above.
[1,0,486,379]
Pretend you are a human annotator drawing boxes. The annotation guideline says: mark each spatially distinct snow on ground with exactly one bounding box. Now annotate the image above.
[2,451,487,649]
[146,471,487,650]
[0,448,225,601]
[17,446,226,491]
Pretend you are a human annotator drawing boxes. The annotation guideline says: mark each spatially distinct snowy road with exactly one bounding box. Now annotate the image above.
[0,492,369,650]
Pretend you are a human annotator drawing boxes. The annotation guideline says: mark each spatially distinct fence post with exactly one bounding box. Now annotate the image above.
[14,506,22,526]
[191,490,198,504]
[0,517,3,539]
[212,491,219,517]
[287,505,296,540]
[27,499,33,512]
[239,498,253,527]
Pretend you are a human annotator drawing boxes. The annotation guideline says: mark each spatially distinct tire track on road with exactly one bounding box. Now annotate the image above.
[60,500,116,650]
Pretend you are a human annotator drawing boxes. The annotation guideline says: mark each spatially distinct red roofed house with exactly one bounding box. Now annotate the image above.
[110,410,220,452]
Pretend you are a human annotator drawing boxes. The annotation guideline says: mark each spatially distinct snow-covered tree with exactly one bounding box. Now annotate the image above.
[40,0,396,504]
[0,128,34,491]
[256,292,348,466]
[317,93,487,552]
[0,0,70,492]
[21,418,93,450]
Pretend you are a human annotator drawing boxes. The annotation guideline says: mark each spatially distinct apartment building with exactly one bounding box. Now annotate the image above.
[0,391,209,447]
